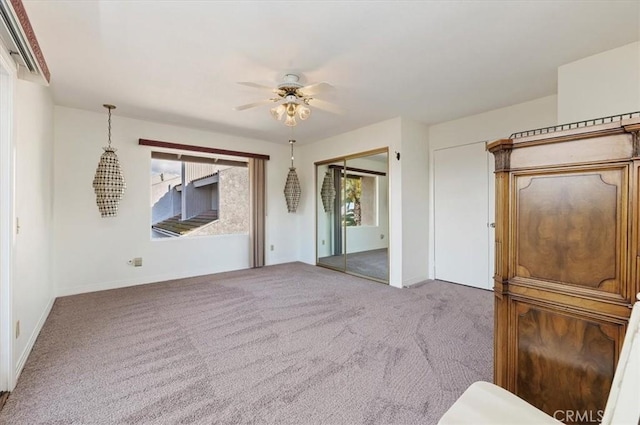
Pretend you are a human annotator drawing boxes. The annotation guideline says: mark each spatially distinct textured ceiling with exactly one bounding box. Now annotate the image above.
[23,1,640,144]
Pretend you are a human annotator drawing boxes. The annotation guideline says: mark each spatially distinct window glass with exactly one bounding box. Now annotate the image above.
[151,154,249,239]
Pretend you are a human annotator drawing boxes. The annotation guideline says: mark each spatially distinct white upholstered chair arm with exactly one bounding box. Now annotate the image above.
[438,381,562,425]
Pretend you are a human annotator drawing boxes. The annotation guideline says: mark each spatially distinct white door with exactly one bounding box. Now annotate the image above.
[0,53,14,391]
[434,142,492,289]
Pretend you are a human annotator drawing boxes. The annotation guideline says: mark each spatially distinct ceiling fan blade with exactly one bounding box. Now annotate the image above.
[233,99,278,111]
[237,82,276,91]
[307,98,343,114]
[299,82,334,96]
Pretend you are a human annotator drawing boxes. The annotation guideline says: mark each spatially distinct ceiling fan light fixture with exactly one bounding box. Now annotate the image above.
[298,105,311,120]
[271,101,304,126]
[286,102,298,117]
[270,104,285,121]
[284,114,297,127]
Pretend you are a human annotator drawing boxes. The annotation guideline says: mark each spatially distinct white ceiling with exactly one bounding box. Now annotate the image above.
[23,1,640,144]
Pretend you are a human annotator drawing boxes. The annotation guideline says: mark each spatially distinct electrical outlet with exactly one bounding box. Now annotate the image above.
[15,320,19,339]
[270,245,274,251]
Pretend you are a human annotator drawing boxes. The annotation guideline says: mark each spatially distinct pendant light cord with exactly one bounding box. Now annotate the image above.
[289,125,295,168]
[103,104,116,148]
[290,139,295,168]
[107,108,112,147]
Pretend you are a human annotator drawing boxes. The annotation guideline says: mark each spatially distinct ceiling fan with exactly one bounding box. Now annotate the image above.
[233,73,341,127]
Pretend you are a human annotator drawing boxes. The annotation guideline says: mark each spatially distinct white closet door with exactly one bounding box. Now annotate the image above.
[434,142,492,289]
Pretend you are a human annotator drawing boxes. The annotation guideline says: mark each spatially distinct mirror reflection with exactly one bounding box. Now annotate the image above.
[345,152,388,281]
[316,150,389,283]
[316,161,345,271]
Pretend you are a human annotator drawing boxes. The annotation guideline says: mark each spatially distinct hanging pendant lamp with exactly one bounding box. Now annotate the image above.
[320,171,335,213]
[92,104,126,217]
[283,139,301,213]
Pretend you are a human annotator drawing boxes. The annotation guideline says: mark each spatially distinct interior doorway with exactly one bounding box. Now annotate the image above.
[433,141,494,290]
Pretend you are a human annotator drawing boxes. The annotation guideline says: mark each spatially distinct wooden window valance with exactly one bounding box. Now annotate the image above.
[139,139,270,161]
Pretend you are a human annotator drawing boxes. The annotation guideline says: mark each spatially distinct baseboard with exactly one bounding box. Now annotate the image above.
[403,279,435,289]
[55,265,250,298]
[402,275,429,287]
[14,296,54,383]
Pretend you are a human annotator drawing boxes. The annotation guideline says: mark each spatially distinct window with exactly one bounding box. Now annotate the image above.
[150,152,249,239]
[343,174,377,226]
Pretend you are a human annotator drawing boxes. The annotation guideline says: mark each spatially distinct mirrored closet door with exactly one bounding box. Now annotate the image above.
[316,160,345,271]
[315,149,389,283]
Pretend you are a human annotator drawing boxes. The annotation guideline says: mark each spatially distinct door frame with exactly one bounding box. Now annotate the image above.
[0,45,16,391]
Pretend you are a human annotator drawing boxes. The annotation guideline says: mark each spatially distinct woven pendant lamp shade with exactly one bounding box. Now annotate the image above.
[320,171,335,213]
[93,147,126,217]
[93,105,126,217]
[283,139,301,213]
[284,167,301,213]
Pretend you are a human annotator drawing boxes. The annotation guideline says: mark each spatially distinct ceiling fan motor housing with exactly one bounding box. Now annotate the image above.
[277,74,305,98]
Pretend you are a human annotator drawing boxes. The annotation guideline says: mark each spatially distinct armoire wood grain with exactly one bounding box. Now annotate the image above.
[515,169,623,291]
[511,300,622,421]
[488,117,640,425]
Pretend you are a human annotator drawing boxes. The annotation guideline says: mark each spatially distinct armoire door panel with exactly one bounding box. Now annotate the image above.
[513,167,628,298]
[511,300,623,425]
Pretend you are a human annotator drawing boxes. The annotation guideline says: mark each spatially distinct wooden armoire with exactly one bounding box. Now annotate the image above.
[488,115,640,424]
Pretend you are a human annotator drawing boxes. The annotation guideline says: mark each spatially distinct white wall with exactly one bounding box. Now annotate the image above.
[428,95,558,279]
[558,42,640,123]
[54,106,296,296]
[13,79,55,382]
[400,118,429,286]
[429,95,558,152]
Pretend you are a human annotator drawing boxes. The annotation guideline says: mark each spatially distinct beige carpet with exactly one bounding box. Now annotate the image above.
[0,262,493,425]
